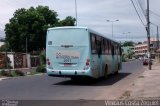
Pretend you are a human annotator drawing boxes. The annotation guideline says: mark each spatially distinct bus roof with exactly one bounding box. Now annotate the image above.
[48,26,120,45]
[48,26,88,31]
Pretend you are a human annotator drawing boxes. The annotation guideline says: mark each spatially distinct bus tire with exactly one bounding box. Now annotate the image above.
[114,64,119,74]
[118,63,121,70]
[104,65,108,79]
[114,70,119,74]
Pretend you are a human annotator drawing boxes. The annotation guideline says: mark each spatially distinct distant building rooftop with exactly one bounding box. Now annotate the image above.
[0,42,4,47]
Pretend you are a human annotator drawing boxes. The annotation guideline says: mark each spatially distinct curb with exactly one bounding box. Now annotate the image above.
[0,73,46,81]
[0,77,14,81]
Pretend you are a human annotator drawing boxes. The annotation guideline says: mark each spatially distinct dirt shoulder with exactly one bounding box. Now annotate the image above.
[121,62,160,99]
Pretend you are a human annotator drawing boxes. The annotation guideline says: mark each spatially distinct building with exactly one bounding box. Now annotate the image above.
[0,42,4,47]
[134,38,159,58]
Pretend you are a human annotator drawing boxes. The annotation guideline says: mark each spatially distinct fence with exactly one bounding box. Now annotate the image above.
[0,52,40,69]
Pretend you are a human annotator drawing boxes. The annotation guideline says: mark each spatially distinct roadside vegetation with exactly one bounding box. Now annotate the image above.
[121,41,135,62]
[36,50,46,73]
[0,70,24,77]
[0,68,45,78]
[0,51,46,78]
[3,5,75,53]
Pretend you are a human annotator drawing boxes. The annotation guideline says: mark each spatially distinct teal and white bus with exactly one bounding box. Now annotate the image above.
[46,26,122,79]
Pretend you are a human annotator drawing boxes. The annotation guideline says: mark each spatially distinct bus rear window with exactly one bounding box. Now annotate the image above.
[47,28,89,46]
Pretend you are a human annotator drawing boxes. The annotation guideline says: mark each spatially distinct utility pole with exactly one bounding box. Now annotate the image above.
[26,37,28,68]
[5,41,8,69]
[157,26,159,50]
[147,0,151,70]
[26,37,28,54]
[75,0,78,26]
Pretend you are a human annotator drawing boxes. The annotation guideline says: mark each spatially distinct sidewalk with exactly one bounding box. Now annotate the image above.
[129,62,160,99]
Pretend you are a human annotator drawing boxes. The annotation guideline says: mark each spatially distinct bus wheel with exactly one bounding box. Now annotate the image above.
[114,64,119,74]
[104,65,108,79]
[114,70,119,74]
[118,63,121,70]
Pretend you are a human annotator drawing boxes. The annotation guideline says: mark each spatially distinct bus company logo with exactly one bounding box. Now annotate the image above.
[56,52,61,59]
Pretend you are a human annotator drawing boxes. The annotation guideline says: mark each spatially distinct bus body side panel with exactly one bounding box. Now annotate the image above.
[102,54,112,75]
[90,54,101,78]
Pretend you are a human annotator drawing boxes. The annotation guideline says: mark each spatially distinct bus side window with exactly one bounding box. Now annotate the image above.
[111,43,115,56]
[102,38,105,54]
[96,36,102,57]
[91,34,97,54]
[105,40,109,55]
[117,45,119,55]
[120,46,122,56]
[109,41,111,55]
[115,44,117,55]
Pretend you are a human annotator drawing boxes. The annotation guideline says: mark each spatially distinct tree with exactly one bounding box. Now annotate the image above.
[122,41,134,47]
[5,6,76,52]
[59,16,76,26]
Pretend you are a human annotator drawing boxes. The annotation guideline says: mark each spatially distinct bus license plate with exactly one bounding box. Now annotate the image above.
[64,63,71,66]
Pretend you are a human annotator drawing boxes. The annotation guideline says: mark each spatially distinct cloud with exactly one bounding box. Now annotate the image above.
[0,29,5,37]
[0,0,160,42]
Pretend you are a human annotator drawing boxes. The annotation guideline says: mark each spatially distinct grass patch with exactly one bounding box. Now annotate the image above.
[0,70,12,77]
[119,91,131,99]
[0,70,24,77]
[36,65,46,73]
[138,76,145,78]
[27,71,41,75]
[0,68,44,78]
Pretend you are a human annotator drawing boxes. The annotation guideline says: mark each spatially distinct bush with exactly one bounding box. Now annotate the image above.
[0,70,12,77]
[13,70,24,76]
[0,53,12,69]
[39,51,46,65]
[36,65,46,73]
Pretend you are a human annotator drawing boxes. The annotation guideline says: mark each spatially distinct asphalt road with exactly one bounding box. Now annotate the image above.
[0,60,145,102]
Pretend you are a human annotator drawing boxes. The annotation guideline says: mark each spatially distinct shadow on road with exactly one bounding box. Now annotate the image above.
[54,72,131,86]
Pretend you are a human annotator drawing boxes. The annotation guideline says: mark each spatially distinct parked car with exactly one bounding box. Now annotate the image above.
[143,58,152,65]
[143,58,148,65]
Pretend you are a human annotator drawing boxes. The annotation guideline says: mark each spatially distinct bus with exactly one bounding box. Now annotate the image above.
[46,26,122,79]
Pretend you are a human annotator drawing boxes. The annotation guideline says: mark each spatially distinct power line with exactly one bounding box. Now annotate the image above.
[137,0,146,16]
[130,0,146,27]
[135,0,147,22]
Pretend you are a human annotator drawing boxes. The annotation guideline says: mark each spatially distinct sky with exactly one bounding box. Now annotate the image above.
[0,0,160,42]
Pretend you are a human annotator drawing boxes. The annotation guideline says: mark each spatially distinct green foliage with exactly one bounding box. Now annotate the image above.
[0,44,5,52]
[0,70,12,77]
[59,16,76,26]
[122,41,134,47]
[5,5,75,52]
[36,65,46,73]
[36,50,46,73]
[39,50,46,65]
[122,53,128,62]
[0,70,8,76]
[0,70,24,77]
[0,54,12,69]
[11,70,24,76]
